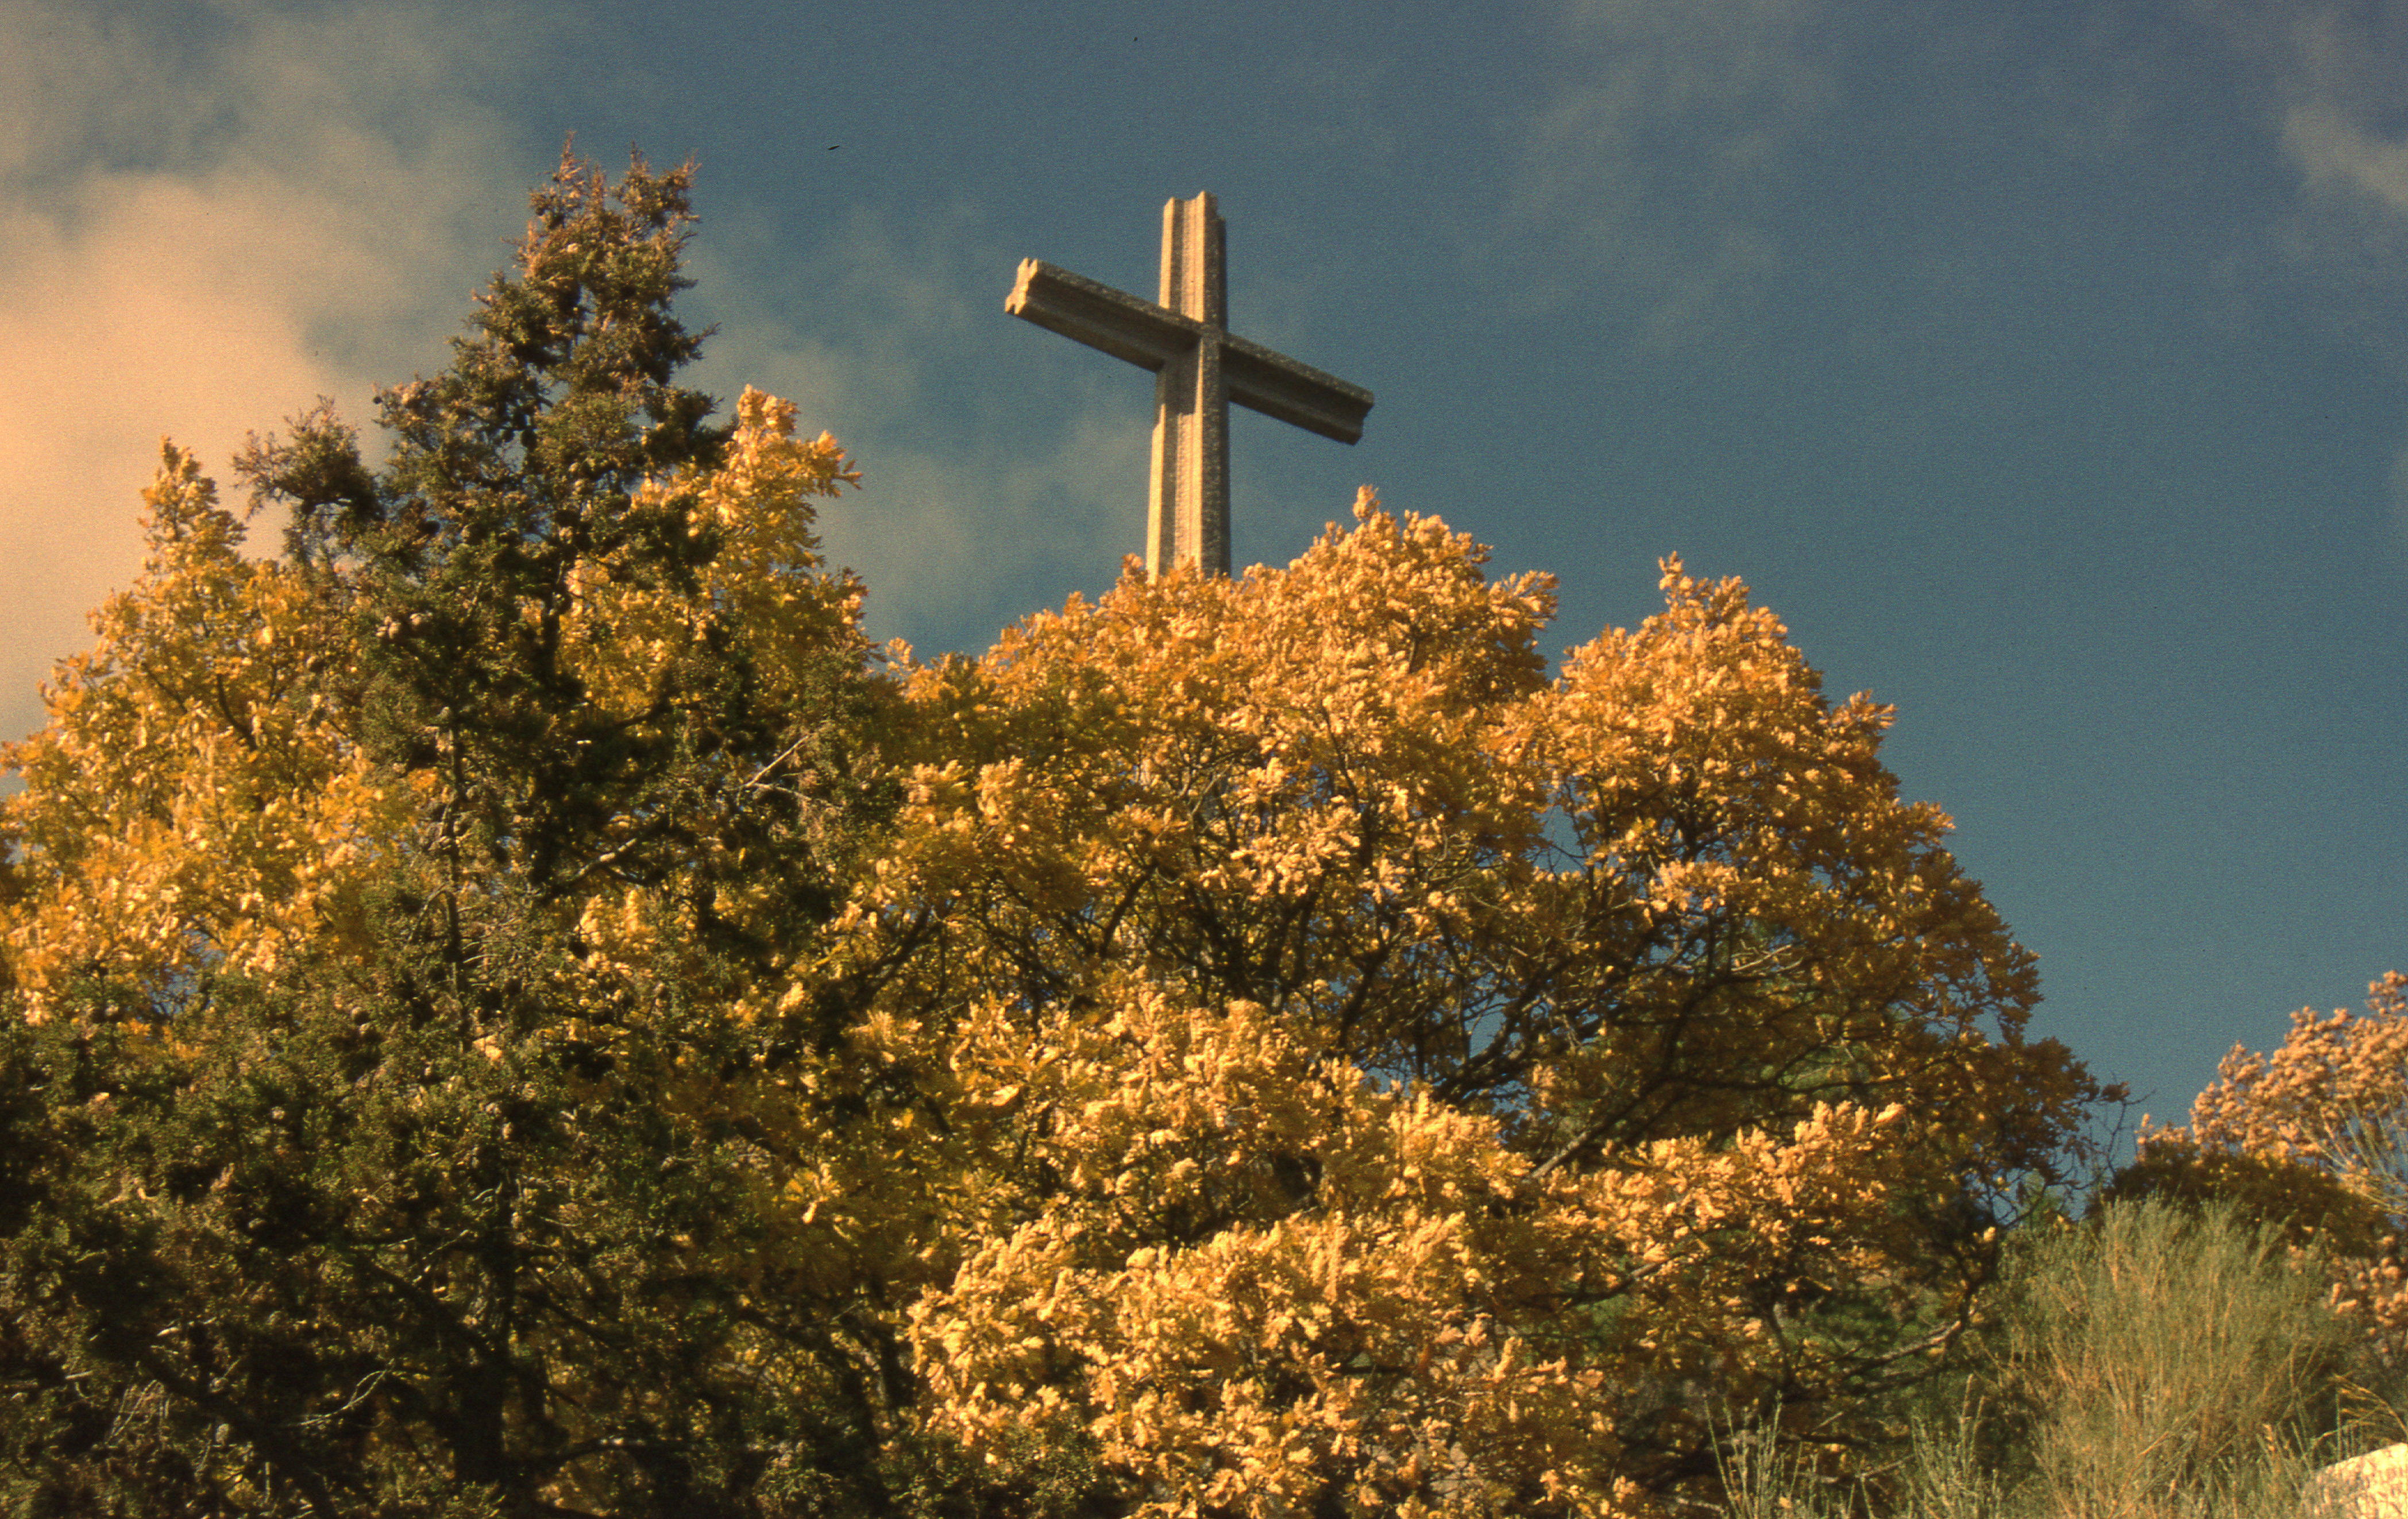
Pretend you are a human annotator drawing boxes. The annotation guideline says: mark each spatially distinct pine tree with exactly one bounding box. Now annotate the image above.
[0,149,928,1518]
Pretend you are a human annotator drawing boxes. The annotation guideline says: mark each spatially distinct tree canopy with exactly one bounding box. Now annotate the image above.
[0,149,2122,1519]
[2108,972,2408,1382]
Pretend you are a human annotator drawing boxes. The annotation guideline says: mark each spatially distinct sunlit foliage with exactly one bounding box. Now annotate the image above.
[0,148,913,1518]
[2,445,399,1014]
[2121,972,2408,1377]
[0,149,2122,1519]
[836,504,2116,1516]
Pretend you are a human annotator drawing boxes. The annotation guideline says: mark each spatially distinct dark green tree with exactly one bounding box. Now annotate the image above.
[0,148,955,1518]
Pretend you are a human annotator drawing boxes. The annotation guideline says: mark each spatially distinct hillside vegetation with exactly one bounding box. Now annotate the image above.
[2,149,2398,1519]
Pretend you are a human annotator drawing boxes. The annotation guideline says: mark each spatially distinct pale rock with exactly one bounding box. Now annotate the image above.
[2310,1443,2408,1518]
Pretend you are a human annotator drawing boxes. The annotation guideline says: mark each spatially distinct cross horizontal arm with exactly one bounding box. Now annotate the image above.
[1222,333,1372,445]
[1007,260,1193,369]
[1007,258,1373,445]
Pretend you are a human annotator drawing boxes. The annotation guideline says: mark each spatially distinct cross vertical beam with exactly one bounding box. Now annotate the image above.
[1006,192,1373,578]
[1149,194,1229,577]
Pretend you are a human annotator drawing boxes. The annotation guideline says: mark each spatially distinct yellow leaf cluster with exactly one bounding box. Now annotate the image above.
[2136,971,2408,1360]
[561,385,863,722]
[902,972,1940,1517]
[827,492,2104,1511]
[2,444,403,1019]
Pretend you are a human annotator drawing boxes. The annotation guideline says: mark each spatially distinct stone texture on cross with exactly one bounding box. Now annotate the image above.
[1007,192,1374,577]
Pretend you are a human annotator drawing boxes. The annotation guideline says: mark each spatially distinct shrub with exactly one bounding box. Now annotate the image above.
[1715,1196,2398,1517]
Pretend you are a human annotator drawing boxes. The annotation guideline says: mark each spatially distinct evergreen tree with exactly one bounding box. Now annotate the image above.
[0,149,926,1518]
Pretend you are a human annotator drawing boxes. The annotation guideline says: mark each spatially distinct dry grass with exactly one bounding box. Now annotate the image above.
[1714,1197,2408,1518]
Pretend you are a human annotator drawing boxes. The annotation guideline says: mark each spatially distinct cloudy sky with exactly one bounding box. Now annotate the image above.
[6,0,2403,1160]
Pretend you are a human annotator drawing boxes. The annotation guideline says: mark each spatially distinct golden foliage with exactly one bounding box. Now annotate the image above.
[906,981,1930,1517]
[1,393,902,1511]
[562,384,864,721]
[823,492,2107,1515]
[2135,971,2408,1363]
[5,440,2112,1510]
[1,444,403,1017]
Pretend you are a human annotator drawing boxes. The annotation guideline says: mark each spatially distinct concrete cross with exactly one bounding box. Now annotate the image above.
[1006,192,1373,578]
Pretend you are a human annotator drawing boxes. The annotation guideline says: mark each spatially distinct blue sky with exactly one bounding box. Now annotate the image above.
[4,0,2402,1161]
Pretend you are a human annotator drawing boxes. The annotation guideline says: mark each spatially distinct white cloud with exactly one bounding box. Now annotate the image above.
[0,0,529,744]
[1496,0,1835,342]
[2220,5,2408,287]
[2183,0,2408,265]
[2235,1,2408,217]
[687,200,1153,655]
[0,0,1168,724]
[2193,0,2408,564]
[2284,101,2408,217]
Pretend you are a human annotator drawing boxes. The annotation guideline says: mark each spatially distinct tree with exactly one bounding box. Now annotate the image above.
[825,505,2119,1517]
[0,442,393,1016]
[0,149,927,1518]
[2112,972,2408,1381]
